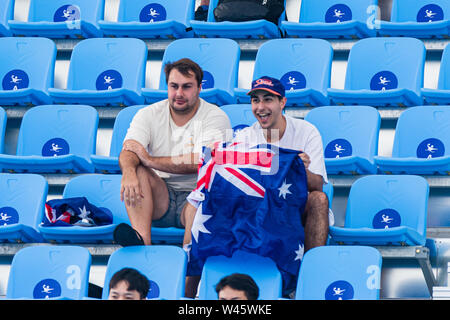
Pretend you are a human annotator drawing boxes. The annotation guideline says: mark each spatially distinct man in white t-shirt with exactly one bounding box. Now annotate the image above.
[236,76,330,252]
[115,58,231,246]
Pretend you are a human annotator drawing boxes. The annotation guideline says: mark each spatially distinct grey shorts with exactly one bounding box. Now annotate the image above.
[152,185,190,229]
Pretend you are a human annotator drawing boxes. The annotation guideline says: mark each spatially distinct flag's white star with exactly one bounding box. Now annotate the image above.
[191,204,212,243]
[294,243,304,261]
[278,179,292,199]
[78,205,90,219]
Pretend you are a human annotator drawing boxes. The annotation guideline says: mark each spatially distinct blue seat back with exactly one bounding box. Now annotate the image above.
[0,107,5,153]
[298,0,378,23]
[296,246,382,300]
[0,173,48,231]
[0,37,56,92]
[157,38,240,94]
[198,250,282,300]
[7,245,91,299]
[206,0,286,23]
[66,38,147,92]
[0,0,14,34]
[26,0,104,25]
[436,44,450,90]
[116,0,194,25]
[390,0,450,23]
[305,106,381,162]
[323,182,334,208]
[345,175,429,237]
[253,39,332,95]
[16,105,98,160]
[62,174,129,225]
[110,105,145,157]
[344,37,425,92]
[391,106,450,158]
[102,246,187,300]
[220,104,255,132]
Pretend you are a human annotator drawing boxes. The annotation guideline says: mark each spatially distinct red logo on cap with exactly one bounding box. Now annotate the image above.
[255,78,274,87]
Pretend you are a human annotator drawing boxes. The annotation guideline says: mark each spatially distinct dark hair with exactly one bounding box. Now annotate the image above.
[164,58,203,87]
[215,273,259,300]
[109,268,150,299]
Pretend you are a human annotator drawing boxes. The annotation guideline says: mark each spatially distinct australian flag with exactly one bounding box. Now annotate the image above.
[43,197,113,227]
[187,142,308,294]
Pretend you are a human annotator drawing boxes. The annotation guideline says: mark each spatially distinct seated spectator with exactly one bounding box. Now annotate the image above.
[108,268,150,300]
[216,273,259,300]
[195,0,210,21]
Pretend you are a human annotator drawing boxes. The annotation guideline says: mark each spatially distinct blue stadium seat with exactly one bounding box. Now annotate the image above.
[0,105,98,174]
[378,0,450,38]
[0,37,55,106]
[91,105,145,173]
[295,246,382,300]
[323,182,334,208]
[0,107,5,154]
[329,175,429,246]
[197,250,282,300]
[327,37,425,107]
[8,0,103,38]
[422,43,450,105]
[190,0,284,39]
[0,173,47,243]
[7,245,91,299]
[234,39,332,106]
[99,0,195,39]
[374,106,450,175]
[281,0,378,39]
[102,246,187,300]
[38,174,125,243]
[305,106,381,174]
[0,0,14,36]
[39,174,184,244]
[48,38,147,107]
[142,38,240,106]
[220,104,255,133]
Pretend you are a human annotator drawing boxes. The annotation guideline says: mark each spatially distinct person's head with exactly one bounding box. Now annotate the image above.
[164,58,203,116]
[108,268,150,300]
[247,76,287,139]
[215,273,259,300]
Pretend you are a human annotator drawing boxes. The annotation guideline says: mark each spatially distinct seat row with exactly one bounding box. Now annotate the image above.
[1,104,449,176]
[4,244,382,300]
[2,36,450,108]
[1,0,450,39]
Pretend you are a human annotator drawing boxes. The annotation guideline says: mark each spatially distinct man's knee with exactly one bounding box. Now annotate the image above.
[307,191,329,209]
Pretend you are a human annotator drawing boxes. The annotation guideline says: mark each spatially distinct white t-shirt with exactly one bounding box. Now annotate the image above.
[124,98,231,191]
[233,115,328,184]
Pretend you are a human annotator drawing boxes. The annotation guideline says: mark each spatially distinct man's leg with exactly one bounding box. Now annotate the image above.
[125,165,169,245]
[302,191,329,252]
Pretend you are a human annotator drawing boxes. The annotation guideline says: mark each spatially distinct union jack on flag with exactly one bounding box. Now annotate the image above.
[187,142,309,294]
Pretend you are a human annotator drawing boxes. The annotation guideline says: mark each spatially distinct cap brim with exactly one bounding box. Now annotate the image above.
[247,87,283,97]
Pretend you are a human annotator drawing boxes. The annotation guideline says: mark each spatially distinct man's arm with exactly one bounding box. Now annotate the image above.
[299,153,324,192]
[119,147,144,207]
[123,139,198,174]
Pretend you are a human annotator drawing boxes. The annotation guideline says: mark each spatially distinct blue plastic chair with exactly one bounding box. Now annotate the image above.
[142,38,240,106]
[0,37,56,106]
[49,38,147,107]
[102,246,187,300]
[0,105,98,174]
[327,37,425,107]
[197,250,282,300]
[305,106,381,174]
[378,0,450,38]
[7,245,91,299]
[0,107,5,154]
[295,246,382,300]
[234,39,332,106]
[374,106,450,175]
[220,104,255,133]
[0,0,14,36]
[91,105,145,173]
[8,0,103,38]
[422,44,450,105]
[99,0,195,39]
[190,0,285,39]
[0,173,47,243]
[329,175,429,246]
[282,0,378,39]
[38,174,125,243]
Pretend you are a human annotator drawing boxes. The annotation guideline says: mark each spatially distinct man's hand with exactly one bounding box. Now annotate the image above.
[120,167,144,208]
[299,152,311,169]
[123,140,150,167]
